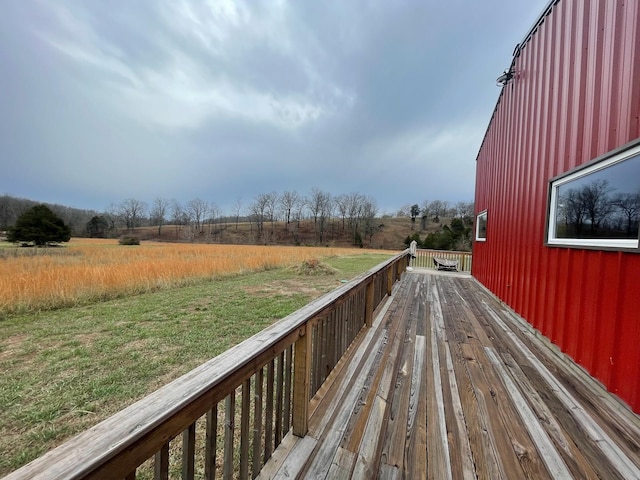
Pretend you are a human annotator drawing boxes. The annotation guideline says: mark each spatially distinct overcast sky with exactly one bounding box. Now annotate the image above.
[0,0,545,215]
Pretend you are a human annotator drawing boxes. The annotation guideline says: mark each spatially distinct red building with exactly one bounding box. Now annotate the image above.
[473,0,640,413]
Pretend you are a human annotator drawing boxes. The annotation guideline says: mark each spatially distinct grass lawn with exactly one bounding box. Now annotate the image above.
[0,253,392,476]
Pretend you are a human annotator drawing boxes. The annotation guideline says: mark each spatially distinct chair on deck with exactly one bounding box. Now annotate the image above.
[433,256,458,271]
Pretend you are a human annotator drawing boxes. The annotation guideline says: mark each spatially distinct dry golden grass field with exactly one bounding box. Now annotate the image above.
[0,238,386,315]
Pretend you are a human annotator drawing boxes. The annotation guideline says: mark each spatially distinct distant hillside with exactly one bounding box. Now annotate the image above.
[127,216,467,251]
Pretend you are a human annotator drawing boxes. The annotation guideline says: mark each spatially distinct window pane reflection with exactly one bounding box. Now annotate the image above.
[554,153,640,240]
[476,211,487,240]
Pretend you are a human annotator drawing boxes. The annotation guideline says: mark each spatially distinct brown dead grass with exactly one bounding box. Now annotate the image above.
[0,239,381,315]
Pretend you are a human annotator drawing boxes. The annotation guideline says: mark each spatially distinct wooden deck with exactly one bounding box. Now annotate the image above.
[257,270,640,479]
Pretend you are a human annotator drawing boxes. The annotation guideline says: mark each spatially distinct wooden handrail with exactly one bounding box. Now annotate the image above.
[5,250,410,480]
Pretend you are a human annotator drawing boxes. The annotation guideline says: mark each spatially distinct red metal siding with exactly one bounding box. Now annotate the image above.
[473,0,640,412]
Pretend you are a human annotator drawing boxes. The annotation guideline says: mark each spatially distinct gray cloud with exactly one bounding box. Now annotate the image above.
[0,0,545,214]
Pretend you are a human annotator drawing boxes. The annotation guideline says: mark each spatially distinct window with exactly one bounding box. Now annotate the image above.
[476,210,487,241]
[547,142,640,250]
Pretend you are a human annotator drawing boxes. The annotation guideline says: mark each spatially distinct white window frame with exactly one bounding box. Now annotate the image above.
[475,210,487,242]
[547,143,640,250]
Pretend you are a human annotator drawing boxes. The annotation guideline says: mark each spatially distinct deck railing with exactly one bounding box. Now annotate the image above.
[6,251,410,480]
[410,248,472,272]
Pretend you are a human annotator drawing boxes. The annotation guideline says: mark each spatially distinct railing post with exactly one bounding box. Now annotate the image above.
[387,265,393,296]
[292,326,312,437]
[365,279,375,328]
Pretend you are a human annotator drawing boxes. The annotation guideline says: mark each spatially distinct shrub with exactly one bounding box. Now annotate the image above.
[118,236,140,246]
[404,232,422,248]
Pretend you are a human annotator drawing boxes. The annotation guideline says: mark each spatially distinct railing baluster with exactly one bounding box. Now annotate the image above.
[182,422,196,480]
[321,317,328,383]
[275,351,285,446]
[336,307,341,366]
[310,324,318,395]
[283,345,292,434]
[223,393,235,480]
[293,326,312,437]
[205,405,218,480]
[328,312,335,373]
[314,320,321,391]
[240,379,251,480]
[264,360,275,461]
[339,303,344,360]
[339,301,345,358]
[154,442,169,480]
[346,292,358,344]
[252,367,264,479]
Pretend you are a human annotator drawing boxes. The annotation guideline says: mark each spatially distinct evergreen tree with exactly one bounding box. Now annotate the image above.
[7,204,71,246]
[86,215,110,238]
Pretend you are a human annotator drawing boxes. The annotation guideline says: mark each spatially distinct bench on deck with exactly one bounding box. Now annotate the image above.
[433,256,458,271]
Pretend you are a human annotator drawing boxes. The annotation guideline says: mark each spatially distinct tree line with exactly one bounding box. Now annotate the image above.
[99,189,382,247]
[0,192,474,249]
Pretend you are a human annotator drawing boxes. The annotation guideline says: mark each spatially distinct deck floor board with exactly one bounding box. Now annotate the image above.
[258,271,640,479]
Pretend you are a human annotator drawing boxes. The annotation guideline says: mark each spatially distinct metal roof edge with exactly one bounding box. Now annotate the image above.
[474,0,561,163]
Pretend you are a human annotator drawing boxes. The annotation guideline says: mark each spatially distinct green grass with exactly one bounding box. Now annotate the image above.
[0,253,391,475]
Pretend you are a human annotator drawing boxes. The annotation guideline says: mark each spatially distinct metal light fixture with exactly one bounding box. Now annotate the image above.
[496,68,514,86]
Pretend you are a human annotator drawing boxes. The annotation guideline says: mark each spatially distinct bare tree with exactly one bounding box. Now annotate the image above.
[294,195,307,228]
[455,201,474,219]
[428,200,447,221]
[308,188,332,243]
[151,197,170,236]
[207,202,221,238]
[319,192,333,243]
[345,192,364,234]
[117,198,147,231]
[264,191,279,233]
[187,198,209,236]
[420,199,431,218]
[334,194,349,231]
[395,204,411,218]
[308,187,323,226]
[580,179,614,232]
[560,188,587,235]
[250,193,270,239]
[233,198,242,230]
[361,196,381,245]
[170,200,188,239]
[456,201,465,218]
[279,190,300,231]
[442,201,452,218]
[612,192,640,234]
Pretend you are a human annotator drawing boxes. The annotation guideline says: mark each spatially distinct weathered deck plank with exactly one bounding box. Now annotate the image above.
[260,271,640,479]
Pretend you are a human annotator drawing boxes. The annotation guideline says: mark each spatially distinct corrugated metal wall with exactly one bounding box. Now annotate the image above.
[473,0,640,412]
